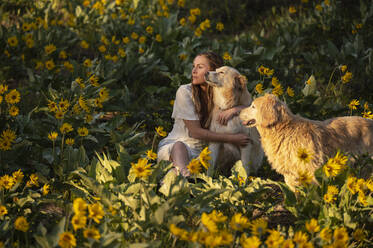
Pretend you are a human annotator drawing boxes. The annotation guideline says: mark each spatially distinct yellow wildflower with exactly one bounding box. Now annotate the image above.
[230,213,250,231]
[323,151,347,178]
[8,36,18,47]
[201,212,218,233]
[9,105,19,117]
[216,22,224,31]
[255,83,263,94]
[60,123,73,134]
[83,59,92,67]
[88,202,104,223]
[293,231,308,244]
[320,227,332,242]
[348,99,359,110]
[250,218,267,237]
[155,126,167,137]
[58,232,76,248]
[131,158,152,179]
[45,59,55,70]
[80,40,89,49]
[289,6,296,14]
[12,169,24,183]
[341,72,352,83]
[352,228,365,241]
[77,127,89,137]
[5,89,21,104]
[71,214,87,231]
[73,198,87,215]
[297,147,313,164]
[155,34,162,42]
[265,230,284,248]
[145,150,157,160]
[0,175,15,190]
[0,205,8,217]
[272,84,283,96]
[59,98,70,112]
[305,218,320,233]
[287,86,295,97]
[296,169,313,187]
[187,158,201,175]
[179,18,186,26]
[199,147,211,169]
[14,216,29,232]
[65,138,75,146]
[42,184,50,195]
[44,44,56,55]
[223,52,232,61]
[240,234,261,248]
[83,227,101,241]
[333,227,348,243]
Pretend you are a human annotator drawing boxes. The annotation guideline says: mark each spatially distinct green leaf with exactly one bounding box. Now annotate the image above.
[230,160,248,180]
[33,235,51,248]
[47,217,66,247]
[129,244,149,248]
[153,202,170,225]
[327,40,339,58]
[101,232,123,247]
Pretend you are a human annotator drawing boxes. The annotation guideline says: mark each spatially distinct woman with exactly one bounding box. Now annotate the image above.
[157,51,251,177]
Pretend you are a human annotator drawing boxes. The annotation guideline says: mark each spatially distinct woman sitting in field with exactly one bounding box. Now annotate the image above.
[157,51,250,177]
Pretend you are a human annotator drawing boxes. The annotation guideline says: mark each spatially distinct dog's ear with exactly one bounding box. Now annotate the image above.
[257,94,284,127]
[234,75,247,90]
[235,74,252,105]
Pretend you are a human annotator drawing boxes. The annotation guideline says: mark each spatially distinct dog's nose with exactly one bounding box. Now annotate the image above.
[205,71,210,77]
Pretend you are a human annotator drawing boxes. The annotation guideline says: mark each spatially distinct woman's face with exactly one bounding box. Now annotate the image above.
[192,55,212,86]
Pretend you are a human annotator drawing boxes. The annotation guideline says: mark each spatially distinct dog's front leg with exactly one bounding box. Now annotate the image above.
[240,144,253,176]
[207,142,220,177]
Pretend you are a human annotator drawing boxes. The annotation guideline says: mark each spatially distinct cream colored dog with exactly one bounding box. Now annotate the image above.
[239,94,373,190]
[204,66,264,177]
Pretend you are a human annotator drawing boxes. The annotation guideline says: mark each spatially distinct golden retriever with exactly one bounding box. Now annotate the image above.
[204,66,264,177]
[239,93,373,190]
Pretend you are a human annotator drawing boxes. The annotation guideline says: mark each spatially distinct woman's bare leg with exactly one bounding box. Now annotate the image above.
[170,141,191,177]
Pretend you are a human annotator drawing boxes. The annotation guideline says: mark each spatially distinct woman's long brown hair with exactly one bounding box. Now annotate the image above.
[192,51,224,128]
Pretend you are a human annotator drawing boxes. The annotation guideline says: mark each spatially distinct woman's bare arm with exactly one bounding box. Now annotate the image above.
[184,120,250,147]
[217,105,248,125]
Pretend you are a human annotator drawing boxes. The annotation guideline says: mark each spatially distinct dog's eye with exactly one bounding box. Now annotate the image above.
[251,105,255,109]
[218,71,224,75]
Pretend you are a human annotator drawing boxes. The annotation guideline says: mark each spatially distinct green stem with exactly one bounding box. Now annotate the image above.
[25,232,29,248]
[151,133,158,152]
[230,231,238,248]
[0,189,4,204]
[60,133,65,161]
[326,67,338,94]
[141,181,153,213]
[52,140,55,163]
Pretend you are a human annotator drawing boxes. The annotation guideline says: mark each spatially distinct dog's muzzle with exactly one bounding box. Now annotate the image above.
[204,71,211,82]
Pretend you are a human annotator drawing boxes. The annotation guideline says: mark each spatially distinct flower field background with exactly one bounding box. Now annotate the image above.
[1,0,373,247]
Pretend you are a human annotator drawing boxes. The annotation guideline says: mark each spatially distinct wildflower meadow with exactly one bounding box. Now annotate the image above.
[0,0,373,247]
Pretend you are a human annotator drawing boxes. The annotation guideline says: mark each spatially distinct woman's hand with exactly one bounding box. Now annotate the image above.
[218,108,238,125]
[229,133,251,147]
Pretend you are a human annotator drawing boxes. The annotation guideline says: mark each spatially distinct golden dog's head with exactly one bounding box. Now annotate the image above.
[239,94,291,128]
[204,66,250,109]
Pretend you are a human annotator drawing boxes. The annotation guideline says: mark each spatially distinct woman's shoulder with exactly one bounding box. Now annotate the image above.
[176,83,192,95]
[178,83,192,91]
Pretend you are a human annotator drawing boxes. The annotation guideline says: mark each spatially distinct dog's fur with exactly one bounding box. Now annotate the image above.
[204,66,264,177]
[239,94,373,190]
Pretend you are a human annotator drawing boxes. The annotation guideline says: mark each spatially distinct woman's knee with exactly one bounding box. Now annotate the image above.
[170,142,188,160]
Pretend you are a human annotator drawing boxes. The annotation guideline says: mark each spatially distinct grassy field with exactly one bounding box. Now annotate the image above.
[0,0,372,247]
